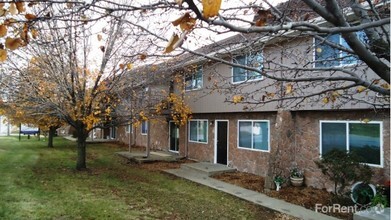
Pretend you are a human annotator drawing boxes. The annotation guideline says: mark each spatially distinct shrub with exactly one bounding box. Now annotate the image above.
[315,149,373,196]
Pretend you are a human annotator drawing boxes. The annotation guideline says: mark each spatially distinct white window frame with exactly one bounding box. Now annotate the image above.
[185,66,203,91]
[232,52,263,84]
[125,124,133,134]
[313,31,366,68]
[141,121,148,135]
[237,120,270,152]
[188,119,208,144]
[319,120,383,168]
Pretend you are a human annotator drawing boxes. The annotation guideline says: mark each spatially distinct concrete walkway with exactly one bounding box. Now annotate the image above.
[116,150,184,163]
[165,165,339,220]
[63,136,116,143]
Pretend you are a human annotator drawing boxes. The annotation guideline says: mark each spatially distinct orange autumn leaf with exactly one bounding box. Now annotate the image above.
[31,29,38,39]
[0,3,4,9]
[25,14,37,20]
[357,86,366,93]
[0,9,6,17]
[20,24,29,42]
[164,33,180,54]
[255,10,273,27]
[5,37,23,50]
[4,18,17,26]
[119,64,125,70]
[9,3,17,15]
[0,49,7,62]
[233,95,244,104]
[254,10,273,26]
[285,83,293,94]
[16,2,26,13]
[202,0,222,19]
[0,25,7,37]
[139,54,147,60]
[172,12,197,31]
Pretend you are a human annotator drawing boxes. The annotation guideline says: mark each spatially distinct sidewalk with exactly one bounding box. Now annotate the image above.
[63,136,115,143]
[165,166,339,220]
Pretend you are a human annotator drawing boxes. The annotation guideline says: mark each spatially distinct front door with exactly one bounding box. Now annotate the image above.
[216,121,228,165]
[169,122,179,152]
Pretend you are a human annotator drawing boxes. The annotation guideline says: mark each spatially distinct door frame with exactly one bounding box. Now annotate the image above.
[214,120,229,165]
[168,121,179,153]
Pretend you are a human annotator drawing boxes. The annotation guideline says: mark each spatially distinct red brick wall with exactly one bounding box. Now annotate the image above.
[116,117,170,152]
[293,109,390,190]
[181,109,390,190]
[182,112,278,176]
[116,109,390,190]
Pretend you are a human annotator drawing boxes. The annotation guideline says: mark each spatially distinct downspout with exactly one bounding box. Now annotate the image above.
[185,121,188,158]
[146,120,151,157]
[146,86,152,158]
[128,124,131,152]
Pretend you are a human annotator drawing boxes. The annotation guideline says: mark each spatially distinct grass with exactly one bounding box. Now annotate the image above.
[0,136,282,220]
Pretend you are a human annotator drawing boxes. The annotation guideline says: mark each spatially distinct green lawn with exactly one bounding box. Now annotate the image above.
[0,136,282,220]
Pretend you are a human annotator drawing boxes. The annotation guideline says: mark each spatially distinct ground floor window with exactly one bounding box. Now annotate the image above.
[189,120,208,143]
[141,121,148,135]
[110,127,116,139]
[125,124,132,134]
[320,121,382,166]
[238,120,269,151]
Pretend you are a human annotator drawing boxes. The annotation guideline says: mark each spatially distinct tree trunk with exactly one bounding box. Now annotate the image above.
[48,126,56,148]
[76,125,88,170]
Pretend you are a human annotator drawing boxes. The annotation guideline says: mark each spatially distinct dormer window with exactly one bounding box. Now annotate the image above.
[232,52,263,83]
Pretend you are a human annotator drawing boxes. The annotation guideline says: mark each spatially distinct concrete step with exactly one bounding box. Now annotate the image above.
[353,207,390,220]
[181,162,236,176]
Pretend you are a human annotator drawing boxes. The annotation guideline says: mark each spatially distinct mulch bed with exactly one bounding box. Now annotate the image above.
[213,171,354,220]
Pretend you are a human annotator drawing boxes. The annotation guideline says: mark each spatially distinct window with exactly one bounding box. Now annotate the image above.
[185,67,203,91]
[238,120,269,151]
[125,124,132,134]
[141,121,148,135]
[320,121,382,166]
[232,52,263,83]
[315,31,367,67]
[110,127,116,139]
[189,120,208,143]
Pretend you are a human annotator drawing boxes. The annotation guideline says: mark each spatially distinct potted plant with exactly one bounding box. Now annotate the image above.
[274,176,285,191]
[290,167,304,187]
[371,193,388,213]
[350,181,376,206]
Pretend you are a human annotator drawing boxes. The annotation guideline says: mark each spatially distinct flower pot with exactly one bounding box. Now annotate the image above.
[290,176,304,187]
[351,181,376,206]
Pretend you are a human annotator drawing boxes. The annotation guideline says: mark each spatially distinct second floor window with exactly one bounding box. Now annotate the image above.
[185,67,203,91]
[315,31,367,67]
[232,52,263,83]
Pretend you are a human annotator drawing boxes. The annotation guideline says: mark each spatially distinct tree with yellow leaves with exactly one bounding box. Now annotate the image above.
[1,8,133,170]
